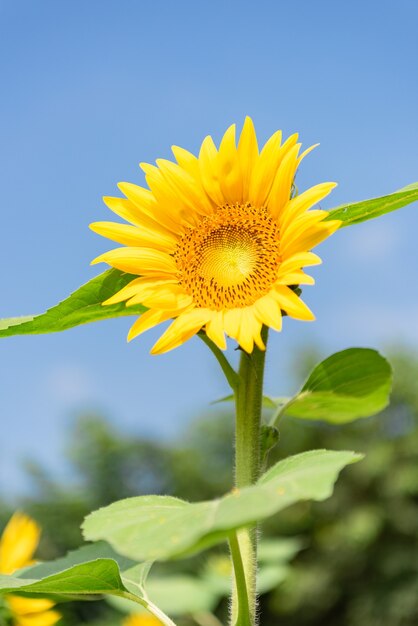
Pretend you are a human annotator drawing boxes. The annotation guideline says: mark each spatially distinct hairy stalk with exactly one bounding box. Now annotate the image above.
[202,329,268,626]
[232,327,269,625]
[229,531,252,626]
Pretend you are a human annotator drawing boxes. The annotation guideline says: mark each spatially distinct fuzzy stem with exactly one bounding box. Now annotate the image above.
[232,327,269,625]
[229,532,252,626]
[202,329,268,626]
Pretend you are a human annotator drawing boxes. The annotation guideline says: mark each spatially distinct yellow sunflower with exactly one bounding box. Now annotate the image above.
[122,615,163,626]
[91,118,340,354]
[0,513,61,626]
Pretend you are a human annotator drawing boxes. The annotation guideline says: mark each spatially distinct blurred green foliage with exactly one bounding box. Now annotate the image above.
[1,348,418,626]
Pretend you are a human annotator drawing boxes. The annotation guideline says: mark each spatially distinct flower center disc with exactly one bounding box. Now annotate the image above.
[175,203,281,310]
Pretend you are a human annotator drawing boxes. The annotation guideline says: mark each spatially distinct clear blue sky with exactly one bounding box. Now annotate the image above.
[1,0,417,496]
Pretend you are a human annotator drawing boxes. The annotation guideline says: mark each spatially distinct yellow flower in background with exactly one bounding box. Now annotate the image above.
[122,615,163,626]
[0,513,61,626]
[91,118,340,354]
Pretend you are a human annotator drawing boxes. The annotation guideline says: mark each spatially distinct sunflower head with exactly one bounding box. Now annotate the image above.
[91,118,340,354]
[0,513,61,625]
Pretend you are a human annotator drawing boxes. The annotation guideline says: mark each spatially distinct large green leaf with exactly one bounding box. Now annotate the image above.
[0,543,178,626]
[276,348,392,425]
[326,182,418,226]
[0,269,145,338]
[0,559,126,596]
[19,541,137,580]
[83,450,361,562]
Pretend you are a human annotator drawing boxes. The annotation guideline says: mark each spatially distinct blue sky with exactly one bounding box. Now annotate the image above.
[1,0,417,496]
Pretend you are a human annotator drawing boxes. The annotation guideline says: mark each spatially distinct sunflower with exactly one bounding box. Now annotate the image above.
[0,513,61,626]
[122,615,163,626]
[91,118,340,354]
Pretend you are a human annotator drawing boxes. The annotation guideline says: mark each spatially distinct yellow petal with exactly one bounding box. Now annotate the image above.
[89,222,176,252]
[198,135,225,206]
[151,309,212,354]
[280,210,329,251]
[276,270,315,285]
[14,609,61,626]
[223,308,259,353]
[102,196,143,225]
[140,163,198,230]
[280,182,337,230]
[297,142,319,166]
[103,194,176,241]
[171,145,201,180]
[217,124,243,203]
[254,295,282,331]
[104,277,179,306]
[205,311,227,350]
[117,182,155,213]
[127,309,175,342]
[0,513,40,574]
[273,286,315,321]
[252,323,266,350]
[156,158,213,215]
[282,220,341,256]
[268,143,301,217]
[8,596,56,616]
[248,129,282,206]
[117,183,181,235]
[91,247,177,276]
[131,284,193,311]
[238,116,258,198]
[278,252,322,274]
[237,308,263,353]
[250,131,299,208]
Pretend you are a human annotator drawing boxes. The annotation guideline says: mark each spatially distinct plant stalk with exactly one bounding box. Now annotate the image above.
[232,327,269,625]
[201,329,268,626]
[229,531,252,626]
[121,592,178,626]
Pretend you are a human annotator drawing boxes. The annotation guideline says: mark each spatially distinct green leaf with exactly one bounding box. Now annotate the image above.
[110,568,218,616]
[280,348,392,425]
[0,269,145,338]
[0,544,178,626]
[20,541,137,580]
[0,559,126,596]
[326,182,418,226]
[82,450,361,562]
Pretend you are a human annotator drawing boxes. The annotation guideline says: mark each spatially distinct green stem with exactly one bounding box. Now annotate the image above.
[235,329,269,487]
[121,591,178,626]
[199,332,240,392]
[229,532,252,626]
[202,329,268,626]
[233,327,269,625]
